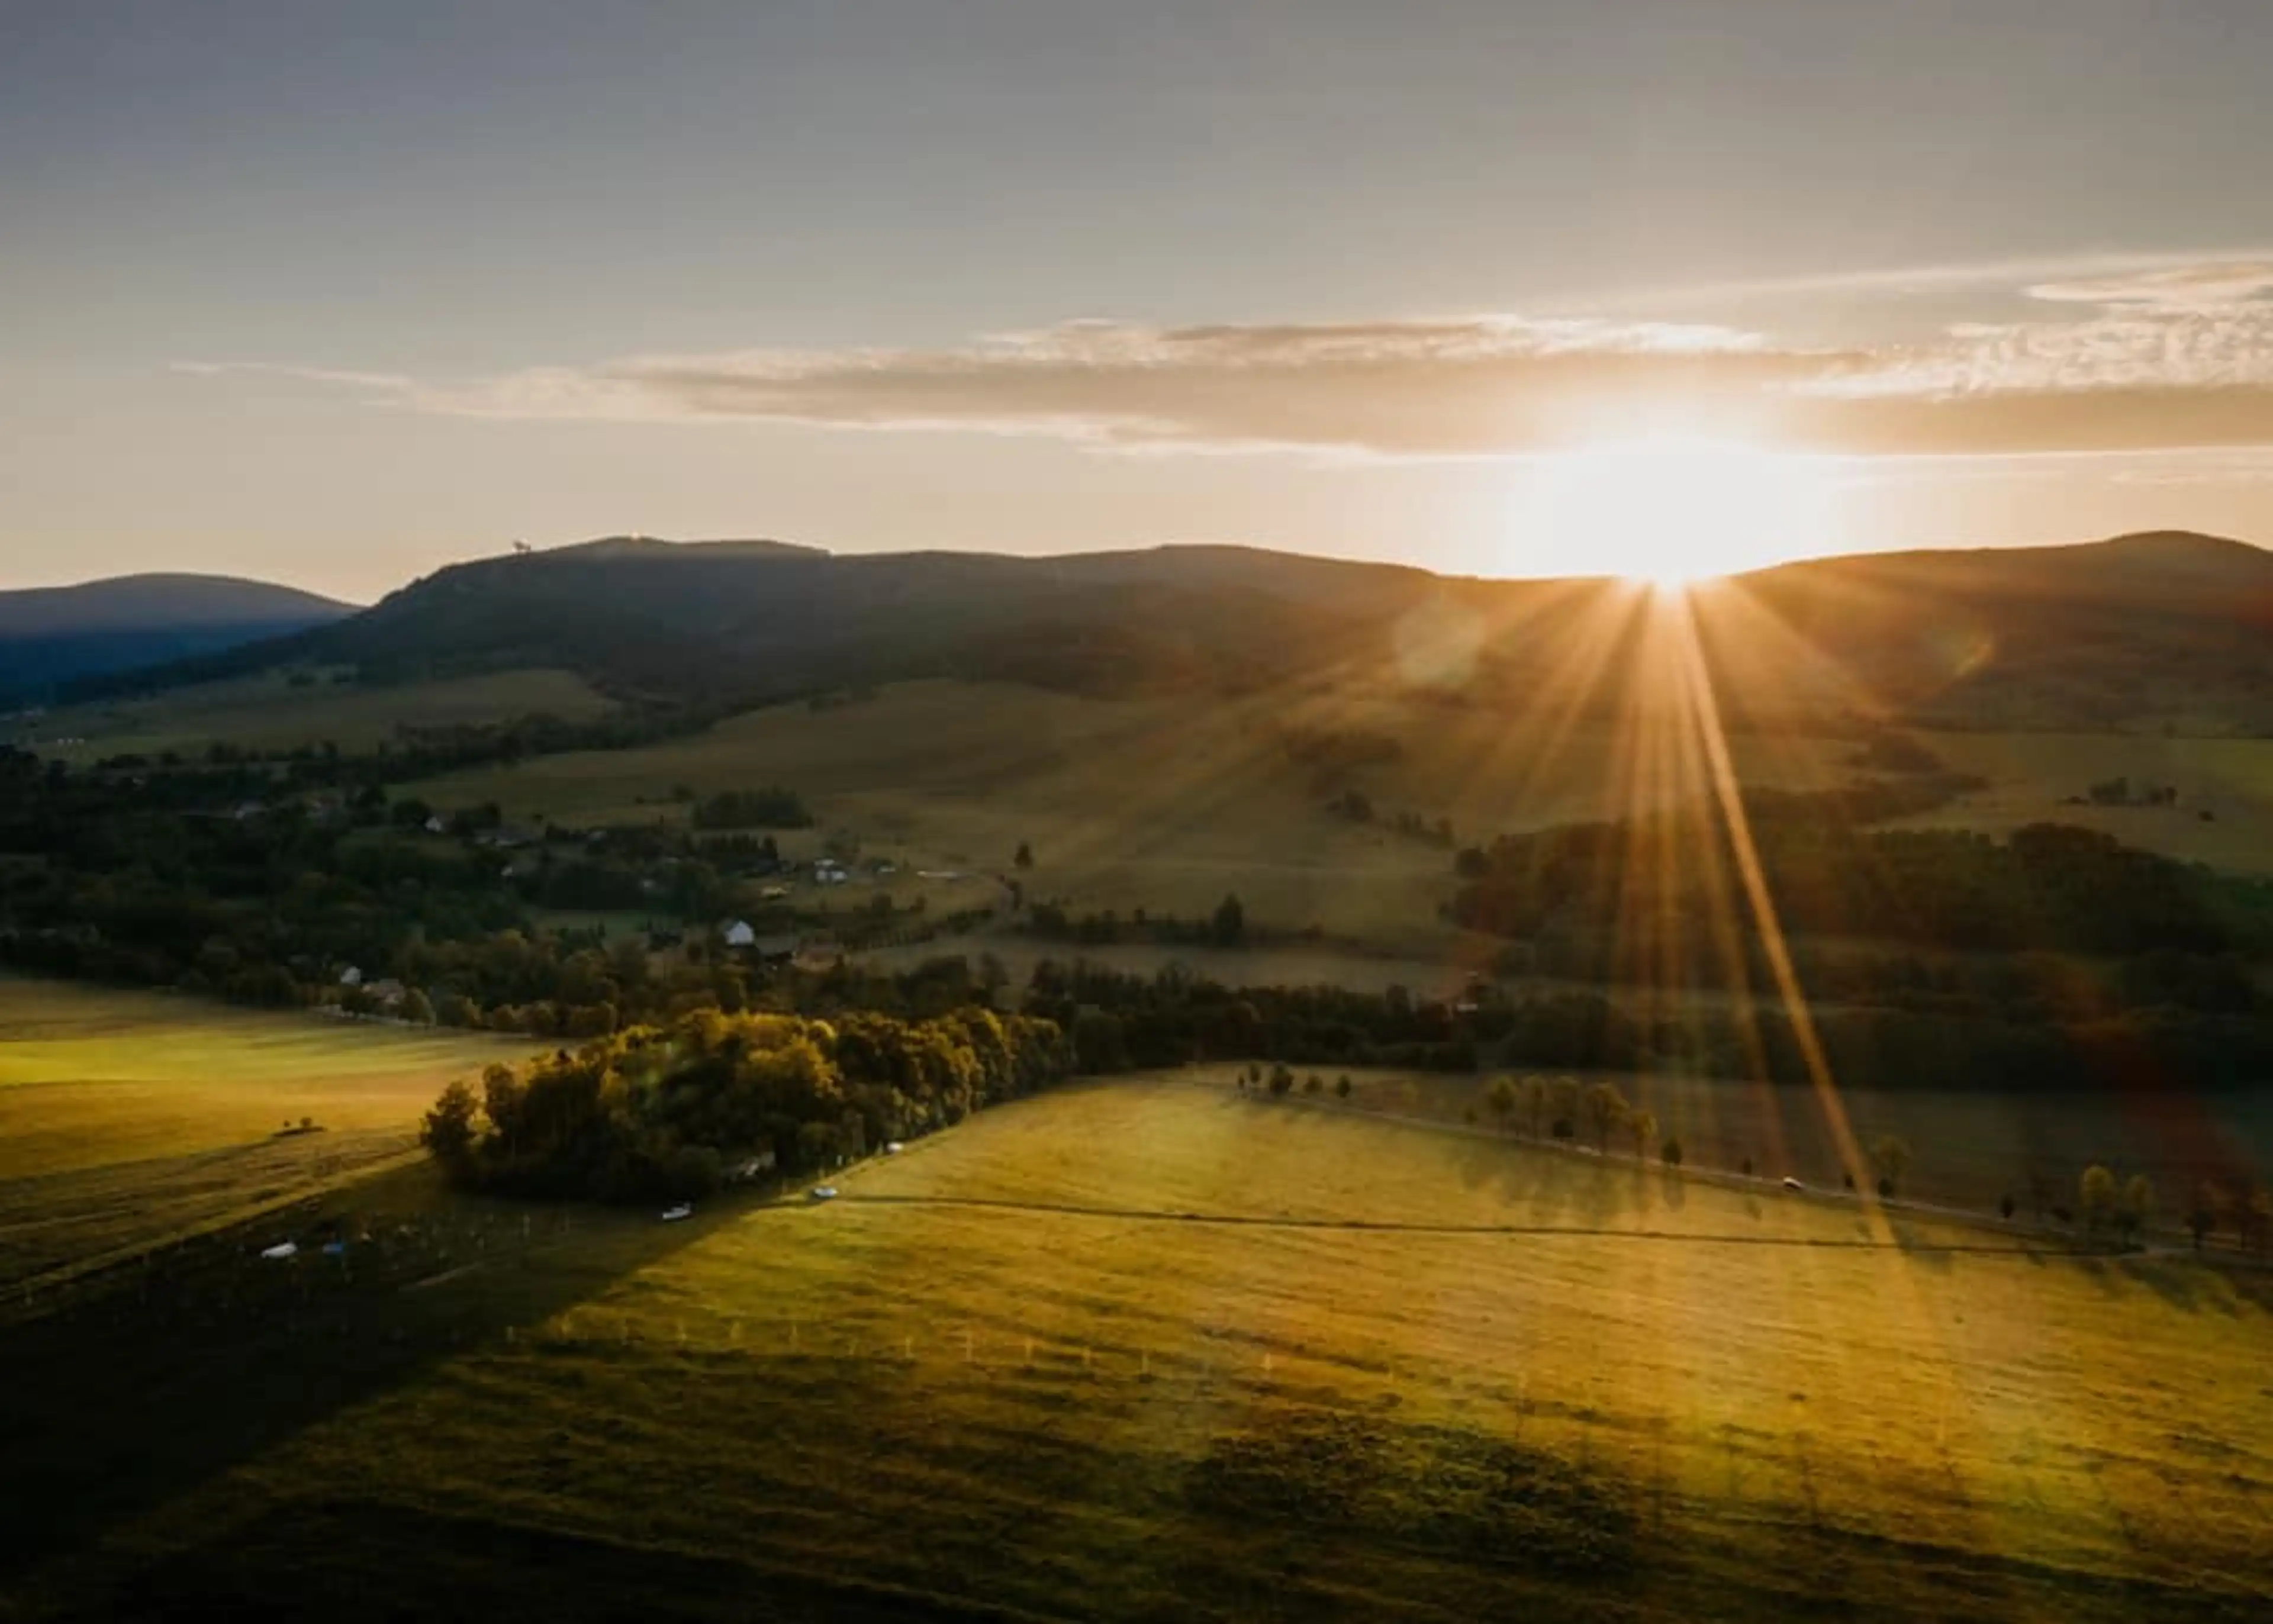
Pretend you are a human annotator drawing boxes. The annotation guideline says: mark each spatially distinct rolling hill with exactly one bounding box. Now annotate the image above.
[73,531,2273,734]
[0,573,352,703]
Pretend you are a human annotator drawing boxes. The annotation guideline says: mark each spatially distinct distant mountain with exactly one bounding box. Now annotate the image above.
[1727,531,2273,732]
[74,531,2273,734]
[0,573,353,702]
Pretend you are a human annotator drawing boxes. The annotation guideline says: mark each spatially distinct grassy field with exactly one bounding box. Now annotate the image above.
[385,682,2273,970]
[1270,1065,2273,1230]
[400,679,1860,949]
[26,666,613,763]
[0,977,522,1288]
[1895,730,2273,874]
[10,1079,2269,1621]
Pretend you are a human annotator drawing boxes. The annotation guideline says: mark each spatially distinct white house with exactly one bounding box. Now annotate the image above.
[338,965,364,987]
[722,919,756,949]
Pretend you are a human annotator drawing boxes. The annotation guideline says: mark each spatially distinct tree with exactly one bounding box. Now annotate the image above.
[1628,1108,1659,1161]
[1014,840,1035,870]
[1303,1072,1323,1095]
[1869,1135,1913,1197]
[2247,1184,2273,1259]
[1334,1074,1352,1100]
[400,987,436,1025]
[1245,1061,1263,1085]
[420,1080,481,1172]
[1485,1076,1518,1133]
[2186,1182,2220,1251]
[1210,893,1246,948]
[1267,1063,1294,1097]
[2079,1165,2120,1239]
[1547,1075,1580,1141]
[1999,1192,2016,1222]
[1580,1080,1628,1153]
[1521,1075,1547,1139]
[2120,1174,2155,1246]
[1659,1135,1683,1167]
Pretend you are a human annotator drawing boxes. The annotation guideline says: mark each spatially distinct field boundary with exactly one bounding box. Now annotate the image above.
[821,1191,2047,1252]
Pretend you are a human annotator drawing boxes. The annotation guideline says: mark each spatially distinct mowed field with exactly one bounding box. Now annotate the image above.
[27,666,613,762]
[17,1081,2270,1622]
[0,977,521,1288]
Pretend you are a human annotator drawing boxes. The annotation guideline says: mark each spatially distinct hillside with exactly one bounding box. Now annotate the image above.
[0,573,351,702]
[83,531,2273,733]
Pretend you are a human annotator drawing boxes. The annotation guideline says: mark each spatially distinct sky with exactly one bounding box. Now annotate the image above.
[8,0,2273,602]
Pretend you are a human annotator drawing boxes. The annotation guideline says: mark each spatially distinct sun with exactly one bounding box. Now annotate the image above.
[1509,433,1837,585]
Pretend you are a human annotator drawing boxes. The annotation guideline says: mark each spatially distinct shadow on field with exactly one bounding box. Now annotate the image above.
[95,1501,1058,1624]
[832,1193,2052,1253]
[0,1161,744,1606]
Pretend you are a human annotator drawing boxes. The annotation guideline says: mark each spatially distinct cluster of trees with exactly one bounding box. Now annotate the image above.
[1472,1073,1674,1162]
[2082,775,2178,808]
[1025,894,1248,949]
[1023,960,1477,1074]
[421,1004,1071,1200]
[689,787,813,830]
[1452,788,2264,961]
[1325,789,1456,849]
[0,743,949,1030]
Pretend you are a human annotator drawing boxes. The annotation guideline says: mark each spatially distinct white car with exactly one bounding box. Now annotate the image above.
[883,1140,904,1155]
[809,1184,839,1202]
[1781,1177,1805,1193]
[659,1203,693,1222]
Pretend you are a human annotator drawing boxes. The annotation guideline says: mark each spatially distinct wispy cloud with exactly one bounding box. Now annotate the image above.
[178,257,2273,460]
[2024,262,2273,310]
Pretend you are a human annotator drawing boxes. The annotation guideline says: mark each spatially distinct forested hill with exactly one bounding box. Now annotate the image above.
[72,530,2273,733]
[0,573,352,701]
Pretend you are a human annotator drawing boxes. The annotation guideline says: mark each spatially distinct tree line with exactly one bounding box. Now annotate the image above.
[421,1004,1071,1201]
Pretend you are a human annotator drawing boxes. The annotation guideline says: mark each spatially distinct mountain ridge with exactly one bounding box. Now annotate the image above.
[0,573,355,701]
[56,530,2273,734]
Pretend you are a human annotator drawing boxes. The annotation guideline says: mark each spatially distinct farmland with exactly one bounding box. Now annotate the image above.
[0,977,523,1288]
[1266,1065,2273,1228]
[5,1078,2268,1621]
[389,682,2273,958]
[397,678,1861,946]
[24,666,613,763]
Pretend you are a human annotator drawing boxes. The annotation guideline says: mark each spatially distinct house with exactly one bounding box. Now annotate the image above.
[423,814,446,834]
[337,965,363,988]
[722,920,756,949]
[365,978,407,1010]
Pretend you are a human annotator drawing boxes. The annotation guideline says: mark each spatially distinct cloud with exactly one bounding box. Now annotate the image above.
[2026,261,2273,310]
[178,257,2273,460]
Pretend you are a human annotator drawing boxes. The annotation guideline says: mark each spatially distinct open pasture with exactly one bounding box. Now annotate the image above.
[1894,729,2273,873]
[0,977,519,1287]
[28,666,613,763]
[1306,1065,2273,1223]
[401,679,1856,947]
[17,1079,2269,1621]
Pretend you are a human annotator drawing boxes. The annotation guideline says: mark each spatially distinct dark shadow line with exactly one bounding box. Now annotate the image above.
[821,1193,2048,1254]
